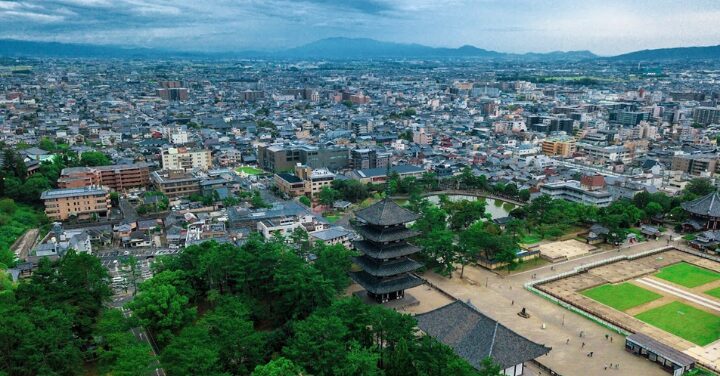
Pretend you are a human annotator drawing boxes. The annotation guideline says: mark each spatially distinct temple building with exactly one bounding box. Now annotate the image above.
[416,300,552,376]
[351,198,423,303]
[681,191,720,231]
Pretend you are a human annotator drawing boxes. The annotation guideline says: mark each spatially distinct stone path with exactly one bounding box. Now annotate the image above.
[637,277,720,313]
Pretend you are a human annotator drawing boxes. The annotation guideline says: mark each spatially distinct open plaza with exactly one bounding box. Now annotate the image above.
[536,247,720,370]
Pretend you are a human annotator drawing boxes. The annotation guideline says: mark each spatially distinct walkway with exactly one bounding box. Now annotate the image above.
[637,277,720,313]
[423,239,672,376]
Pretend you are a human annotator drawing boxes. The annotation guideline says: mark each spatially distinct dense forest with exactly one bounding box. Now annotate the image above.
[0,236,501,376]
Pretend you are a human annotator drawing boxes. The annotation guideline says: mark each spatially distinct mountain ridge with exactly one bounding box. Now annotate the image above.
[0,37,719,61]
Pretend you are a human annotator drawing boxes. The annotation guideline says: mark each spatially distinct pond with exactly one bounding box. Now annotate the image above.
[424,194,516,219]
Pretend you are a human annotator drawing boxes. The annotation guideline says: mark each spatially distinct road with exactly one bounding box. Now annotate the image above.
[11,228,39,260]
[119,306,166,376]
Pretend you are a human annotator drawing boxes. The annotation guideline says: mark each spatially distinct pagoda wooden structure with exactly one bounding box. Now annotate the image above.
[351,198,423,303]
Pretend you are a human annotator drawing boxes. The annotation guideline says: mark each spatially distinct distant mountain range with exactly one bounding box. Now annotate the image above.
[1,37,719,61]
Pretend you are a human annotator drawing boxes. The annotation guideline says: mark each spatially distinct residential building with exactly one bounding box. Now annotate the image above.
[541,136,576,157]
[150,170,201,198]
[692,107,720,126]
[58,164,150,190]
[671,154,720,176]
[161,147,212,171]
[40,186,111,221]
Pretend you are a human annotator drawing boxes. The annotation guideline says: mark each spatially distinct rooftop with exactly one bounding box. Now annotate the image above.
[40,186,108,200]
[355,198,420,226]
[415,300,551,369]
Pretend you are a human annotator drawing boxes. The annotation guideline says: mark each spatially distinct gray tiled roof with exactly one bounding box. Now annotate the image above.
[355,198,420,226]
[350,271,422,294]
[416,301,551,369]
[626,333,695,367]
[354,225,420,243]
[353,240,420,259]
[681,191,720,217]
[352,255,422,277]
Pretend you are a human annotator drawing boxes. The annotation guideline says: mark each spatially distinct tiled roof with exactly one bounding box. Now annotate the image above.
[681,191,720,217]
[355,198,420,226]
[416,301,551,369]
[350,271,422,294]
[354,224,419,243]
[352,255,422,277]
[353,240,420,259]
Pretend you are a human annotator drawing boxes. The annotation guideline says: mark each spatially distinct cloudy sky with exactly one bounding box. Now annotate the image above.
[1,0,719,55]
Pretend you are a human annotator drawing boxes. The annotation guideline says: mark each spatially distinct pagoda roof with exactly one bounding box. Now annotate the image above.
[355,198,420,226]
[353,240,420,259]
[355,225,420,243]
[350,271,423,294]
[682,191,720,218]
[353,255,422,277]
[416,301,551,369]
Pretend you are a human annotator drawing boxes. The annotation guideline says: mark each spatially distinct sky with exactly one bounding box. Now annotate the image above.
[1,0,719,55]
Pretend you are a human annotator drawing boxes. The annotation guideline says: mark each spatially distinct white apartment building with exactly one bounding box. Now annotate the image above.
[161,147,212,171]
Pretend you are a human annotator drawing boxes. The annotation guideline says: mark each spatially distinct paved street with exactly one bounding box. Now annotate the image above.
[424,239,673,376]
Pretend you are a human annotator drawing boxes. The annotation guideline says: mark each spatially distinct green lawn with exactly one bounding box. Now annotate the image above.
[581,283,662,311]
[705,286,720,300]
[235,166,264,175]
[635,301,720,346]
[519,233,543,244]
[655,262,720,288]
[323,214,341,223]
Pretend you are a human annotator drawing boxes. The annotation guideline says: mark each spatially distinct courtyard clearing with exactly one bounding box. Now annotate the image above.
[635,301,720,346]
[581,282,662,311]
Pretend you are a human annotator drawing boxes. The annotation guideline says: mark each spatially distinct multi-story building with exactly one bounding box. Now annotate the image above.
[161,147,212,171]
[540,180,613,207]
[576,144,631,163]
[274,165,335,198]
[671,154,720,176]
[41,187,111,221]
[541,136,576,157]
[58,164,150,191]
[150,170,201,198]
[413,126,432,145]
[257,144,348,172]
[156,87,189,101]
[692,107,720,126]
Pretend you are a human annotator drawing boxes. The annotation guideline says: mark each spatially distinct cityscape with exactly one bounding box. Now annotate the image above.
[2,1,720,376]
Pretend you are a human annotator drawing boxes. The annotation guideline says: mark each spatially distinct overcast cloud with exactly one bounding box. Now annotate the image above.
[0,0,719,55]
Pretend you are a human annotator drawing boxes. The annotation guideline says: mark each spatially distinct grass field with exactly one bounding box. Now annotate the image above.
[635,301,720,346]
[235,166,264,175]
[323,214,341,223]
[705,286,720,300]
[655,262,720,288]
[581,283,662,311]
[519,233,543,245]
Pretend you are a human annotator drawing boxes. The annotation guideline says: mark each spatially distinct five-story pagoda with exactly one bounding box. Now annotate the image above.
[351,198,423,303]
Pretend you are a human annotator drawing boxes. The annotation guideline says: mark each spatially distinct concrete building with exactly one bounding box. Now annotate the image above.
[350,164,425,184]
[541,136,576,157]
[161,147,212,171]
[671,154,720,176]
[692,107,720,126]
[540,180,613,207]
[58,164,150,191]
[150,170,201,198]
[309,226,353,248]
[257,144,348,172]
[41,187,111,221]
[274,165,335,198]
[351,148,389,170]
